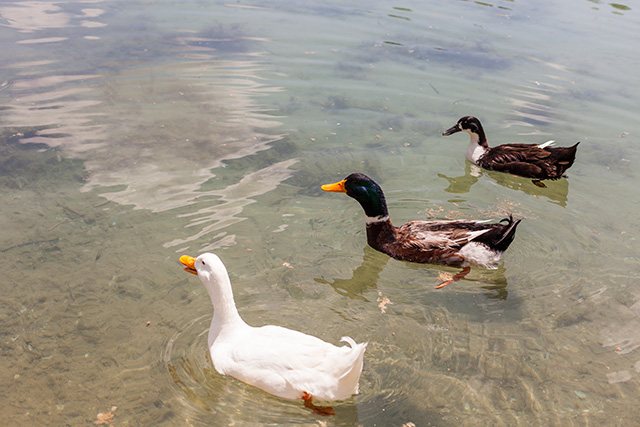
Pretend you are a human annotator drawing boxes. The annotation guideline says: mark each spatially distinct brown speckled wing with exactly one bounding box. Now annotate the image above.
[485,144,552,164]
[396,221,479,251]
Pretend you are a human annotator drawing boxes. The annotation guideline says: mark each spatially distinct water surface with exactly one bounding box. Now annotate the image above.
[1,0,639,425]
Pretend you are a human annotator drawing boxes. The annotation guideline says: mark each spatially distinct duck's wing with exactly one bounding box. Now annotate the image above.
[250,327,364,379]
[213,325,363,399]
[479,144,554,176]
[217,326,334,374]
[397,220,491,251]
[485,144,552,163]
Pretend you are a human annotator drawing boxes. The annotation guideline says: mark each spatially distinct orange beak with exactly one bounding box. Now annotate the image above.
[321,179,347,193]
[179,255,197,275]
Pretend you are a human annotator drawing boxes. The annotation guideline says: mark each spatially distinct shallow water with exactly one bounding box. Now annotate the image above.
[1,0,639,425]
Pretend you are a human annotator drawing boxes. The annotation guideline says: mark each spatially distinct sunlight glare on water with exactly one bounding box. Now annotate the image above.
[0,0,639,425]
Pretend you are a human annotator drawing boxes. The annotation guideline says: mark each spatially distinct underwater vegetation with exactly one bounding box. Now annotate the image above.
[0,128,87,190]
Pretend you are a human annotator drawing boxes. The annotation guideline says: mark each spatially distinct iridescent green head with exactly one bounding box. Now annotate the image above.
[322,173,389,219]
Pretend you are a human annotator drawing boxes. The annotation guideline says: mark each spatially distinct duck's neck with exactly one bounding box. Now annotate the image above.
[465,130,489,164]
[365,217,397,252]
[204,269,246,341]
[352,186,395,250]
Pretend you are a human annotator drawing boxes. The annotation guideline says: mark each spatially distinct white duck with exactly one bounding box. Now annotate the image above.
[179,253,367,415]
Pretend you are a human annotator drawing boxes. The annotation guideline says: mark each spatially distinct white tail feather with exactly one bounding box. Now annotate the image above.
[538,140,555,149]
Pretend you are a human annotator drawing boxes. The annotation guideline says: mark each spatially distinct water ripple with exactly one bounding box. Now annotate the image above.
[161,314,361,425]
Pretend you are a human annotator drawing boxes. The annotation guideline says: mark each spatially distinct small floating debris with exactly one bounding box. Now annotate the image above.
[573,390,587,400]
[438,271,454,283]
[94,406,117,426]
[377,290,392,314]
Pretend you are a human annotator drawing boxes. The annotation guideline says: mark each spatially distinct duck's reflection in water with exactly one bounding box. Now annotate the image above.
[438,162,570,207]
[315,247,389,302]
[316,245,510,301]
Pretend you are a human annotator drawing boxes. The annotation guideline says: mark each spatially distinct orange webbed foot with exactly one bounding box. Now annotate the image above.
[302,392,336,416]
[435,266,471,289]
[435,279,454,289]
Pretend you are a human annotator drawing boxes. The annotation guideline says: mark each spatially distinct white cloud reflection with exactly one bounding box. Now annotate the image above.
[163,159,298,252]
[0,1,106,36]
[1,31,293,253]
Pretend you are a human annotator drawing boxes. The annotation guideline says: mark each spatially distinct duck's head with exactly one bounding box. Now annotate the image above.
[180,253,240,319]
[179,253,226,282]
[442,116,487,146]
[321,173,389,220]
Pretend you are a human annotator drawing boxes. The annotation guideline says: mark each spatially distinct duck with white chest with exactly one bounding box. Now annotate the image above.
[443,116,580,187]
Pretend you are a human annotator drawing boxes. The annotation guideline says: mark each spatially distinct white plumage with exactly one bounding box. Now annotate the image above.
[464,131,489,164]
[457,242,503,269]
[537,140,556,149]
[180,253,367,403]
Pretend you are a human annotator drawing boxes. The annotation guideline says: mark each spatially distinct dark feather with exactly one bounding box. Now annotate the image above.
[402,218,518,266]
[323,173,521,270]
[479,142,579,180]
[443,116,580,181]
[366,216,519,267]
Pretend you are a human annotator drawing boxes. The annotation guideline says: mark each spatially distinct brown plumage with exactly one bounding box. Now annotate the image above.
[322,173,521,288]
[443,116,579,186]
[367,217,520,266]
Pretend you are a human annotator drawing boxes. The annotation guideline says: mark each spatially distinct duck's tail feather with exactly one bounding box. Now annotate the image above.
[338,337,367,377]
[472,215,521,253]
[553,141,580,169]
[340,337,368,357]
[494,215,521,252]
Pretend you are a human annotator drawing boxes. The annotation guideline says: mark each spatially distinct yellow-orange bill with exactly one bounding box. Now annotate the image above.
[321,179,347,193]
[179,255,197,275]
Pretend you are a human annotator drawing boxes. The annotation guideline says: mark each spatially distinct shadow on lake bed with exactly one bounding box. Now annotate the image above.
[438,162,571,207]
[315,244,510,301]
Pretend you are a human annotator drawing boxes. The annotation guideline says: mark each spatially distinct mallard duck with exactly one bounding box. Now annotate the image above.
[442,116,580,187]
[321,173,521,288]
[179,253,367,415]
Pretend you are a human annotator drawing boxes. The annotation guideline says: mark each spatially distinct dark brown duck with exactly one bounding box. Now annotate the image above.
[443,116,579,187]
